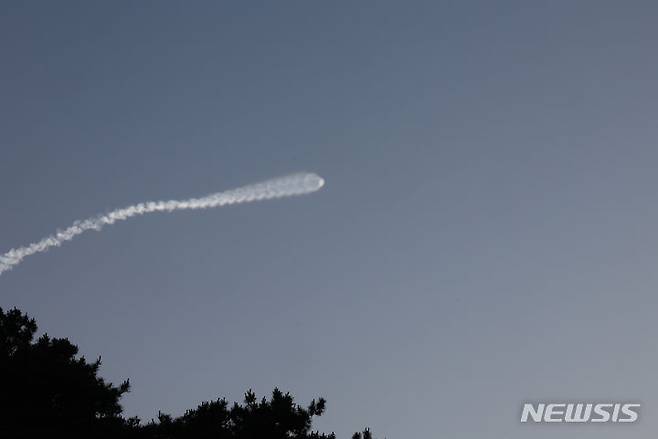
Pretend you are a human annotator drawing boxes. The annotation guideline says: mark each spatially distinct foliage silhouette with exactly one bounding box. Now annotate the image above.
[0,307,135,438]
[140,388,336,439]
[0,307,378,438]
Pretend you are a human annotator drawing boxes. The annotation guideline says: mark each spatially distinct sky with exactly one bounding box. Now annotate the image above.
[1,1,658,438]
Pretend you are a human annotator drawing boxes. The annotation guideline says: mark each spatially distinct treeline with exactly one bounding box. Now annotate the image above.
[0,307,377,439]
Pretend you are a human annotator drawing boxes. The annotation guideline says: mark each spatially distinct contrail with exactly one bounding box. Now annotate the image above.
[0,172,325,276]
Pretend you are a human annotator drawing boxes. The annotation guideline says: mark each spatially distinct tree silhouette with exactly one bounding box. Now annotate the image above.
[0,307,135,438]
[352,429,373,439]
[139,388,338,439]
[0,307,379,438]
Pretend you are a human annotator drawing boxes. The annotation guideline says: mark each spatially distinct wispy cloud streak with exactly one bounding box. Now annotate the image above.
[0,172,324,276]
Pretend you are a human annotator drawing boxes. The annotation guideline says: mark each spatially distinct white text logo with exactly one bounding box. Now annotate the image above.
[521,403,640,423]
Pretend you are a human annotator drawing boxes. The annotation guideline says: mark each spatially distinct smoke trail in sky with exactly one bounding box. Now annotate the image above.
[0,172,325,276]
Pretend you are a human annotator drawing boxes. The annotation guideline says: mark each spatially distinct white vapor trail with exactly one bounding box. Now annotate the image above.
[0,172,325,276]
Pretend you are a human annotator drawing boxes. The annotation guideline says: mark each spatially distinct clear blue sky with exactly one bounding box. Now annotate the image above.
[2,2,658,437]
